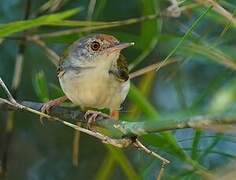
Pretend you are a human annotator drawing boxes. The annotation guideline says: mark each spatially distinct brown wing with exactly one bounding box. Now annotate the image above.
[57,46,70,78]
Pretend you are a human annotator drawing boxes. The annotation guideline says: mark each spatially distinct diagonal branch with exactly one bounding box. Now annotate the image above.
[0,78,170,165]
[2,78,236,177]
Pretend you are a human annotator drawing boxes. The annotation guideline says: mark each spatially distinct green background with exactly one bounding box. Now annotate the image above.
[1,0,236,179]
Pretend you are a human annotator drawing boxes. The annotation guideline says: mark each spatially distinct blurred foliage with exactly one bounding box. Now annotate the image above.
[1,0,236,179]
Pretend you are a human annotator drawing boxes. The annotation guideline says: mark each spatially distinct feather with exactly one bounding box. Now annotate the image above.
[109,54,129,82]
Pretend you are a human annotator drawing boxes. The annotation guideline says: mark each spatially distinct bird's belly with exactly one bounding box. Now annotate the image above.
[59,71,129,110]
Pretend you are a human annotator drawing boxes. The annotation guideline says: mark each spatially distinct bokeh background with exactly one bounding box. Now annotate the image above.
[1,0,236,179]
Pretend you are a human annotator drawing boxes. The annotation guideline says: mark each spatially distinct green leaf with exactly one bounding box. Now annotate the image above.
[128,84,160,120]
[199,133,223,161]
[191,130,202,160]
[95,153,116,180]
[106,146,140,180]
[0,7,82,38]
[32,71,49,102]
[160,6,213,69]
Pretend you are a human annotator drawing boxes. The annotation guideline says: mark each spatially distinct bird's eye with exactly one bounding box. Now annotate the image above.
[90,41,100,51]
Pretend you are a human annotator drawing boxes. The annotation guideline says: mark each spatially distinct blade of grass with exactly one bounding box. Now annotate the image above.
[195,0,236,28]
[128,84,186,157]
[144,18,213,163]
[32,71,49,102]
[0,7,82,38]
[184,148,236,159]
[128,84,160,119]
[95,153,116,180]
[156,6,213,72]
[94,61,155,180]
[95,145,139,180]
[37,13,161,38]
[128,84,214,177]
[107,146,140,180]
[128,72,156,119]
[199,133,223,161]
[93,0,107,19]
[191,130,202,160]
[183,42,236,70]
[191,69,232,108]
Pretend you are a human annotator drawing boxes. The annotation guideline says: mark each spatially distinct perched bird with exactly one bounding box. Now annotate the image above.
[41,34,133,125]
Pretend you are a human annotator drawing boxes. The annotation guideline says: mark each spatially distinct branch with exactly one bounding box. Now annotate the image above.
[129,59,177,79]
[1,99,236,136]
[2,78,236,177]
[0,78,170,166]
[28,36,59,66]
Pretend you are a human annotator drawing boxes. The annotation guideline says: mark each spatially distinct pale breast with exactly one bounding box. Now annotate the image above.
[59,68,130,110]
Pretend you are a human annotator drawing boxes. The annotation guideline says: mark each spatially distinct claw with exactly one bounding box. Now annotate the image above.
[86,113,99,130]
[40,96,67,124]
[40,100,55,124]
[84,110,110,130]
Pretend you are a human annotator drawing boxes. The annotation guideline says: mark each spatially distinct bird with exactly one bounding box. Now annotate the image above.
[41,34,134,127]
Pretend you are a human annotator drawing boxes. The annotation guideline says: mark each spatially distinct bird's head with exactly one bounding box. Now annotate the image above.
[67,34,134,66]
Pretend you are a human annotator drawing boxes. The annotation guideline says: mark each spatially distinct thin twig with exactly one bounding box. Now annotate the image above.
[156,162,167,180]
[72,122,81,166]
[28,36,59,65]
[0,78,123,146]
[156,6,212,72]
[129,59,177,79]
[2,99,236,134]
[3,79,236,179]
[31,8,184,39]
[0,1,31,176]
[195,0,236,27]
[133,139,170,179]
[133,139,170,164]
[0,77,169,164]
[0,79,16,104]
[0,81,171,179]
[1,78,177,179]
[0,91,131,148]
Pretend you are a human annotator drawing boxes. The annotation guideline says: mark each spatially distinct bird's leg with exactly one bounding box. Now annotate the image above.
[84,110,111,130]
[40,96,68,122]
[110,110,119,120]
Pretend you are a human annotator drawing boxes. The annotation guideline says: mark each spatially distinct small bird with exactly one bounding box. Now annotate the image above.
[41,34,134,125]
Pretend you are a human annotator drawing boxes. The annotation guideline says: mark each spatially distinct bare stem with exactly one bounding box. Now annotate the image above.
[0,78,167,162]
[129,59,177,79]
[28,37,59,66]
[0,78,16,104]
[195,0,236,27]
[133,139,170,164]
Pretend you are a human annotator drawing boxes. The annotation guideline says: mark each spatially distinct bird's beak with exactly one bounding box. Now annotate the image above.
[108,42,134,53]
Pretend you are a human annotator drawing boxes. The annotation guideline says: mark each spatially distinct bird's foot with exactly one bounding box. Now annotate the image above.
[84,110,110,130]
[40,96,67,123]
